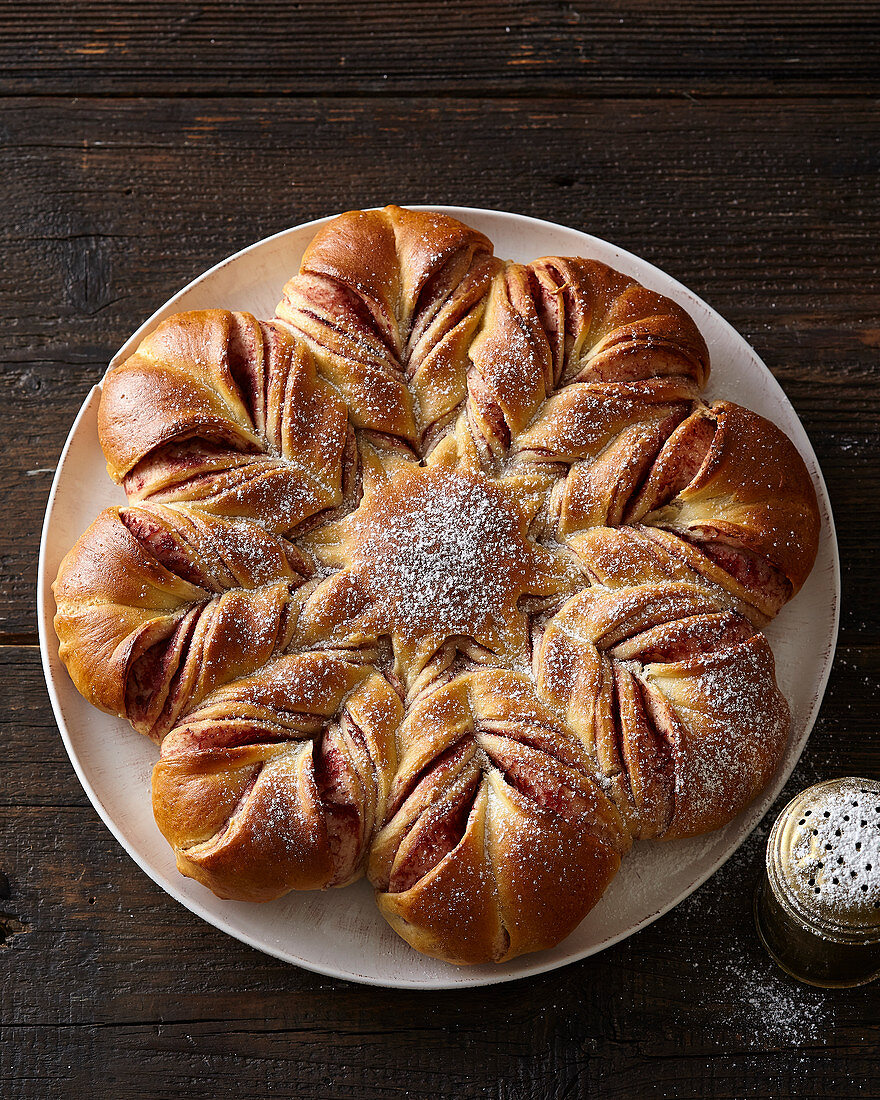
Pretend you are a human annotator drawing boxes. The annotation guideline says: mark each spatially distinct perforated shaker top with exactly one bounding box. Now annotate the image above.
[773,778,880,935]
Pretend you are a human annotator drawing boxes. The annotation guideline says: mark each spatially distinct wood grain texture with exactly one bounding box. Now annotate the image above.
[4,7,880,1095]
[2,97,878,641]
[0,1,878,97]
[1,645,877,1099]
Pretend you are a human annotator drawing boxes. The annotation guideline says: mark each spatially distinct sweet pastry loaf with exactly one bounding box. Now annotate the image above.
[53,205,820,966]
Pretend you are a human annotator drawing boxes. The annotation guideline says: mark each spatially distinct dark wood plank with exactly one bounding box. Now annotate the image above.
[2,96,878,640]
[1,643,878,1099]
[1,1,878,97]
[4,56,879,1097]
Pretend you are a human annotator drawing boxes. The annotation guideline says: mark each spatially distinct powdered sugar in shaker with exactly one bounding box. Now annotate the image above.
[755,777,880,987]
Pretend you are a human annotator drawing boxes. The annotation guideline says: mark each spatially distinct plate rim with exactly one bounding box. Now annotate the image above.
[37,205,840,989]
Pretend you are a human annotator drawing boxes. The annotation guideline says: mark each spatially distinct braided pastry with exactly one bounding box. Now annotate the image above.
[53,504,311,741]
[53,206,820,966]
[99,311,353,531]
[369,670,629,964]
[153,654,401,899]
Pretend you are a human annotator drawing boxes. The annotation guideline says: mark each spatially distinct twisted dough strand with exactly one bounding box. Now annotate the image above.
[276,205,501,448]
[534,583,789,840]
[549,401,820,622]
[464,257,710,461]
[369,670,629,964]
[53,503,310,741]
[51,206,822,966]
[100,311,350,533]
[153,653,402,899]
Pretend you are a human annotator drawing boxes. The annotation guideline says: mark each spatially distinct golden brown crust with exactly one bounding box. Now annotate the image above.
[368,670,629,964]
[52,205,822,967]
[464,257,709,460]
[276,205,501,446]
[514,377,699,530]
[100,311,349,533]
[153,655,402,900]
[564,525,763,625]
[625,401,821,607]
[52,503,308,740]
[521,395,820,622]
[534,584,790,840]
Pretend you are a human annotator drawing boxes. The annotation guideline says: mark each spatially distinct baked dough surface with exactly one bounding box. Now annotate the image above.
[52,206,820,964]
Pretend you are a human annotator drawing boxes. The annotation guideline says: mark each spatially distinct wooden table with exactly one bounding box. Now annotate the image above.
[3,4,878,1097]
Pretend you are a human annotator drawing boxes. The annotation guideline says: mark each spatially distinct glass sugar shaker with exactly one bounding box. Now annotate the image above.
[755,777,880,987]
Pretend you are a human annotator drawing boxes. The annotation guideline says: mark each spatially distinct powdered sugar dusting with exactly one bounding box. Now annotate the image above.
[60,210,832,978]
[789,780,880,915]
[348,467,540,640]
[690,641,777,734]
[719,955,833,1046]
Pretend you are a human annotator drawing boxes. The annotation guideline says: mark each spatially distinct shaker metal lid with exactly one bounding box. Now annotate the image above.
[768,777,880,941]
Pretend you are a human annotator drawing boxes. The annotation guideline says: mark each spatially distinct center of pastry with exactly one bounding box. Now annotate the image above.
[345,465,545,644]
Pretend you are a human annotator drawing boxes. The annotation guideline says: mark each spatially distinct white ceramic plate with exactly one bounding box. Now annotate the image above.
[37,207,839,988]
